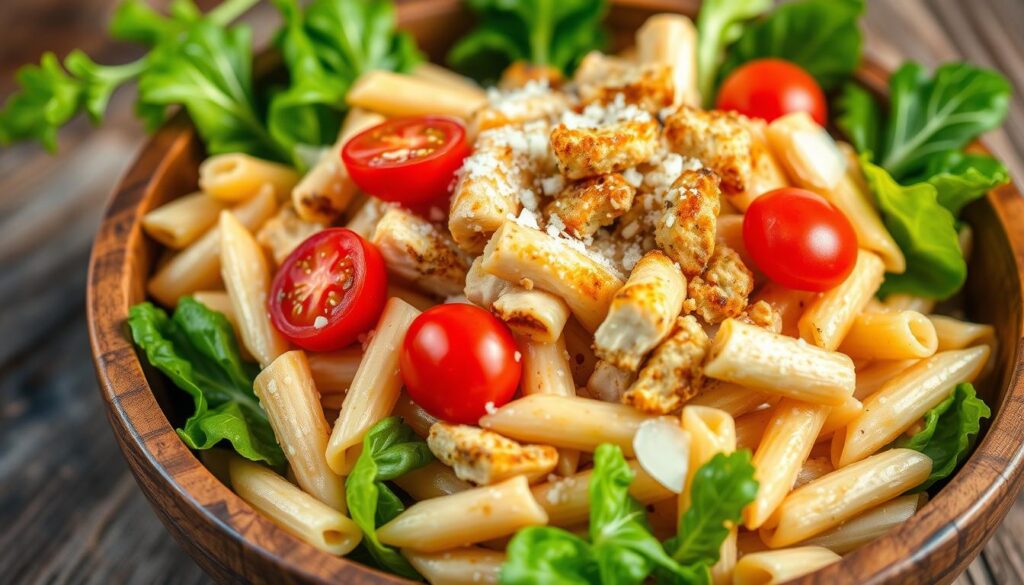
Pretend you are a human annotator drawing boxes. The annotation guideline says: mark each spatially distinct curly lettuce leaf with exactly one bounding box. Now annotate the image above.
[695,0,772,107]
[921,151,1010,216]
[127,298,284,466]
[346,417,433,579]
[718,0,863,91]
[897,383,991,492]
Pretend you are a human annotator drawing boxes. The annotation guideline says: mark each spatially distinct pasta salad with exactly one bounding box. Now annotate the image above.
[4,0,1013,583]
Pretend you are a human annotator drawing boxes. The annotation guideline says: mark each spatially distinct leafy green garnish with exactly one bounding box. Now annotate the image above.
[897,383,991,492]
[695,0,771,107]
[346,417,434,580]
[448,0,608,83]
[921,151,1011,216]
[717,0,863,91]
[127,298,284,466]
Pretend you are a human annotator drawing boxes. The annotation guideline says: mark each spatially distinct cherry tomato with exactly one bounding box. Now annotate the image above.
[269,228,387,352]
[341,116,470,210]
[400,304,522,424]
[716,59,828,125]
[742,188,857,291]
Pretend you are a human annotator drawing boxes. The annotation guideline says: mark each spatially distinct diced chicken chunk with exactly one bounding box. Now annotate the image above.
[737,300,782,333]
[372,208,469,298]
[663,106,754,196]
[544,173,636,238]
[465,256,513,309]
[550,103,659,179]
[256,205,325,266]
[687,244,753,324]
[622,315,709,414]
[655,168,721,278]
[500,61,565,90]
[427,423,559,485]
[587,360,638,403]
[594,251,686,370]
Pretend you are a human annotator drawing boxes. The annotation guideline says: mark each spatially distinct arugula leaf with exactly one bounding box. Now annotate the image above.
[448,0,607,82]
[665,451,758,569]
[835,82,881,154]
[897,383,991,492]
[695,0,771,107]
[127,298,284,466]
[859,156,966,299]
[718,0,863,91]
[921,151,1011,216]
[501,527,597,584]
[346,417,433,579]
[304,0,422,80]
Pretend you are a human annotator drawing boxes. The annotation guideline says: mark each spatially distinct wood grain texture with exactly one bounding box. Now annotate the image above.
[1,0,1022,584]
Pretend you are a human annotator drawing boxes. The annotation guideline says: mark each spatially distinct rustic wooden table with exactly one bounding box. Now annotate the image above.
[0,0,1021,583]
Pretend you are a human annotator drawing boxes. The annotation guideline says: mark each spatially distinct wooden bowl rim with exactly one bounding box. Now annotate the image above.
[86,11,1024,585]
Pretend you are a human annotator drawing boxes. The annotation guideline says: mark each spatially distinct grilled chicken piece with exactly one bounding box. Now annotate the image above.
[622,315,709,414]
[663,106,754,196]
[471,83,571,135]
[427,423,559,485]
[655,168,721,278]
[587,360,638,403]
[256,205,325,266]
[464,256,513,309]
[372,208,469,298]
[544,173,636,238]
[550,103,659,180]
[500,61,565,90]
[737,300,782,333]
[688,244,753,324]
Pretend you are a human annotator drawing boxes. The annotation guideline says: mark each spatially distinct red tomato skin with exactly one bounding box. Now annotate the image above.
[716,59,828,125]
[742,188,858,292]
[269,228,388,352]
[400,304,522,424]
[341,117,470,211]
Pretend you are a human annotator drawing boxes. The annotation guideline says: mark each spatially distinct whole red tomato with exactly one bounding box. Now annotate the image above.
[717,59,828,125]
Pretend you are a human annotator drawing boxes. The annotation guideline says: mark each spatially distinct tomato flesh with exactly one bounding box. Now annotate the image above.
[400,304,522,424]
[342,116,470,211]
[716,59,828,125]
[742,188,858,291]
[269,228,387,352]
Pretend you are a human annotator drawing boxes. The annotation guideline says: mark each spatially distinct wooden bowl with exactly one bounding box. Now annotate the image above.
[87,0,1024,583]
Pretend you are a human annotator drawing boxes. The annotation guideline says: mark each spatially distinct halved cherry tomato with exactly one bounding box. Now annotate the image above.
[341,116,470,210]
[269,228,387,352]
[716,59,828,126]
[400,304,522,424]
[743,188,857,291]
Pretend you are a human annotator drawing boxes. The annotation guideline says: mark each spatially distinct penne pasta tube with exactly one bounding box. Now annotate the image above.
[531,460,673,527]
[761,449,932,547]
[751,282,814,339]
[563,317,598,386]
[307,347,362,393]
[392,460,473,501]
[372,207,470,298]
[837,311,938,360]
[517,334,579,476]
[219,211,289,368]
[480,221,625,332]
[142,192,226,249]
[734,408,773,452]
[733,546,841,585]
[228,457,361,555]
[480,394,650,455]
[292,108,386,223]
[586,360,636,403]
[689,380,774,418]
[704,319,856,406]
[403,547,505,585]
[798,250,886,351]
[392,393,441,438]
[377,476,548,552]
[736,530,769,558]
[879,293,936,314]
[347,71,488,119]
[326,298,421,475]
[829,161,906,273]
[765,112,846,192]
[853,359,917,400]
[745,400,829,529]
[387,283,438,312]
[930,315,996,352]
[800,494,922,554]
[816,396,863,442]
[794,457,833,490]
[200,153,299,202]
[494,289,571,343]
[410,62,486,94]
[635,13,699,107]
[148,186,277,307]
[834,346,990,467]
[254,351,345,510]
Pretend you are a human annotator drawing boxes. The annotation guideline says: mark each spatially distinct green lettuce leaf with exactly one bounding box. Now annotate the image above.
[501,527,597,584]
[835,82,881,155]
[127,298,284,466]
[897,383,991,492]
[718,0,863,91]
[921,151,1011,216]
[695,0,771,107]
[346,417,433,580]
[859,156,966,299]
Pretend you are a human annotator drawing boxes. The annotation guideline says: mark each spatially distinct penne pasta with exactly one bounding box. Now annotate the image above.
[531,460,673,527]
[853,359,917,401]
[734,408,773,452]
[326,298,421,475]
[254,351,345,511]
[392,394,441,438]
[794,457,834,490]
[816,396,863,442]
[142,192,226,249]
[387,283,438,312]
[765,113,846,192]
[480,221,625,331]
[834,346,990,467]
[347,71,488,119]
[801,494,922,554]
[798,250,886,351]
[410,62,486,94]
[228,457,361,555]
[704,319,856,406]
[930,314,996,352]
[689,380,774,418]
[403,547,505,585]
[480,394,650,455]
[635,13,699,107]
[563,317,599,386]
[147,186,277,306]
[344,197,388,240]
[517,334,580,476]
[733,546,841,585]
[761,449,932,547]
[494,289,571,343]
[307,347,362,393]
[586,359,636,403]
[837,310,938,360]
[219,210,289,367]
[750,282,814,339]
[393,460,473,501]
[200,153,299,202]
[377,476,548,552]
